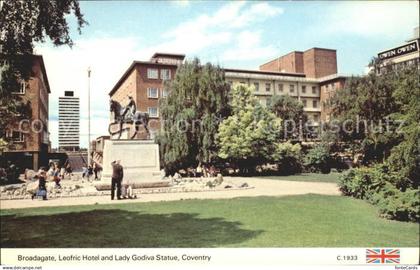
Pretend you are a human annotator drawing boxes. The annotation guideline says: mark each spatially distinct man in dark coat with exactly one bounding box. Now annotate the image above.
[111,160,124,200]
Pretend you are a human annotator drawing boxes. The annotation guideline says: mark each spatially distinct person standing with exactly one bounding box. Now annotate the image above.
[93,163,99,180]
[111,160,123,200]
[32,167,48,200]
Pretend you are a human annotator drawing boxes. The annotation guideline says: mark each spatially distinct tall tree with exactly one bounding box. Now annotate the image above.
[329,71,400,163]
[217,84,282,174]
[157,58,230,174]
[268,94,308,139]
[387,67,420,188]
[0,0,87,141]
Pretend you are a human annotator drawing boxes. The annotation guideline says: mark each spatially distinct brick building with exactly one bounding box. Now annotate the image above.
[109,49,346,138]
[109,53,184,139]
[3,55,51,171]
[226,47,346,125]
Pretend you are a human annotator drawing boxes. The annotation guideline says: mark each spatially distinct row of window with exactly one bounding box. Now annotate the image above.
[229,81,319,95]
[147,88,168,99]
[302,99,318,108]
[147,68,171,80]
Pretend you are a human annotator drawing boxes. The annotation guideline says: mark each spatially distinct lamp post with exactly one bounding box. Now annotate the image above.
[87,67,91,166]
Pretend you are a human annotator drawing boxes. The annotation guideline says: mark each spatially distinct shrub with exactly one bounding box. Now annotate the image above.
[339,164,420,222]
[304,144,331,174]
[371,184,420,222]
[271,142,302,175]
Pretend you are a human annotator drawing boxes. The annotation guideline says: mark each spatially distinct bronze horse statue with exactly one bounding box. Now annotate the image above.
[109,99,150,139]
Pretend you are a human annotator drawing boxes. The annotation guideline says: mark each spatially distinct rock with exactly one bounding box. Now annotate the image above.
[240,182,249,188]
[224,185,232,189]
[3,184,24,191]
[26,181,38,194]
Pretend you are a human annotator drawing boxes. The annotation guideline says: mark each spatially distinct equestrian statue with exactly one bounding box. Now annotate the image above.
[109,96,150,139]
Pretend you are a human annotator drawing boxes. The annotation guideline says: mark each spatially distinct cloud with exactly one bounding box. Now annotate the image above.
[322,1,418,37]
[221,30,278,61]
[36,36,147,148]
[159,1,283,55]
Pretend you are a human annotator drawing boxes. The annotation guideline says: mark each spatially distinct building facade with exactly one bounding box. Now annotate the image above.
[3,55,50,171]
[109,49,346,138]
[58,91,80,151]
[109,53,184,139]
[375,27,419,74]
[225,48,346,126]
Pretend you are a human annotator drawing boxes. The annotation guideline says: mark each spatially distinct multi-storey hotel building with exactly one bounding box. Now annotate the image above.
[225,48,346,125]
[58,91,80,151]
[109,49,346,138]
[375,27,419,74]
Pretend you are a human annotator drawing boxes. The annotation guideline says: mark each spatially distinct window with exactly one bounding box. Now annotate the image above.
[147,68,158,79]
[312,86,317,94]
[302,99,307,107]
[240,81,246,85]
[148,107,159,117]
[12,81,26,94]
[313,100,318,108]
[265,83,271,92]
[253,82,259,91]
[278,84,283,92]
[313,114,319,122]
[161,89,168,98]
[289,85,295,93]
[301,85,306,94]
[160,69,171,80]
[148,88,159,98]
[9,131,24,142]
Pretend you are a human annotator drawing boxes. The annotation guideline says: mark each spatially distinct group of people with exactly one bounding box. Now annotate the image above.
[82,163,101,181]
[188,163,217,178]
[31,162,65,200]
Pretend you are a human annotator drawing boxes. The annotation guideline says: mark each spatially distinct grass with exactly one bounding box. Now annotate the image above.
[258,172,342,183]
[1,194,418,247]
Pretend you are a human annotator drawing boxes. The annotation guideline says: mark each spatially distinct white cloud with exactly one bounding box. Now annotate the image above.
[35,36,148,148]
[161,1,283,55]
[221,30,278,61]
[323,1,419,37]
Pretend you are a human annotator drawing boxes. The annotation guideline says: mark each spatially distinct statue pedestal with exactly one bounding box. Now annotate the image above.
[100,139,163,185]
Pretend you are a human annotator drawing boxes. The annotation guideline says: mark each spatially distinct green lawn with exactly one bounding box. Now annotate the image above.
[1,194,418,247]
[259,172,342,183]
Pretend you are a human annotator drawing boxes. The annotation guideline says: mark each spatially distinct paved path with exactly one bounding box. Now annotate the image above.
[0,177,340,210]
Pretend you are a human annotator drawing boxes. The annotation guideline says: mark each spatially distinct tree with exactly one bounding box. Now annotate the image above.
[217,84,281,174]
[268,94,308,139]
[387,67,420,188]
[157,59,230,174]
[329,71,400,164]
[0,0,87,141]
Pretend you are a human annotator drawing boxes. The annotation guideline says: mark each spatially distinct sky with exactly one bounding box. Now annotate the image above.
[33,0,419,148]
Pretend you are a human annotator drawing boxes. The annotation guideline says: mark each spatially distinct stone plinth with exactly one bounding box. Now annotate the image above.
[100,139,162,184]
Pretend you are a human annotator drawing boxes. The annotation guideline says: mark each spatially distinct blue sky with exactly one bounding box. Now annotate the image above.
[35,1,419,148]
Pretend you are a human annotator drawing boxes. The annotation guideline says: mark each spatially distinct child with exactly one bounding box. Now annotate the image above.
[32,167,48,200]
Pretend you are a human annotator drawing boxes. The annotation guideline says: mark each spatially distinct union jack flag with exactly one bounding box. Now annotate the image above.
[366,249,400,264]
